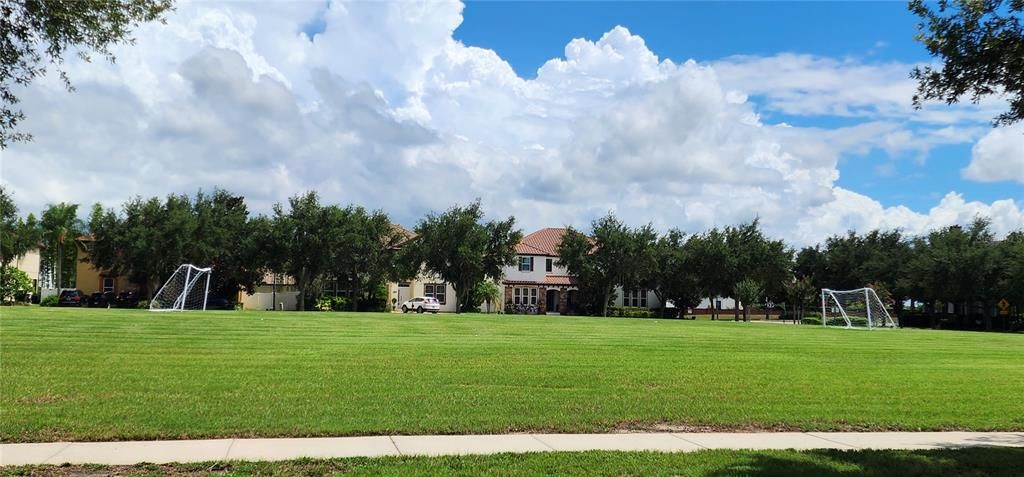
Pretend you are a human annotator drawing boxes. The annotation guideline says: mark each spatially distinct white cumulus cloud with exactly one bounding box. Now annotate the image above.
[2,0,1021,246]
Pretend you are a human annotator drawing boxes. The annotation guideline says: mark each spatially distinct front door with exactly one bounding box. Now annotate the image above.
[546,289,558,314]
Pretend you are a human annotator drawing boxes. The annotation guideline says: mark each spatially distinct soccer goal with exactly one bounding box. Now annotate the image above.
[820,287,896,329]
[150,264,212,311]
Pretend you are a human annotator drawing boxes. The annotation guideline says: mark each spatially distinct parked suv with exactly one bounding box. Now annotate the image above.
[58,289,88,307]
[400,297,441,314]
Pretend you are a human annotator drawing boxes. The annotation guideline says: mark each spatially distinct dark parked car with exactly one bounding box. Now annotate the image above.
[205,297,235,310]
[114,291,140,308]
[58,289,88,307]
[89,292,117,307]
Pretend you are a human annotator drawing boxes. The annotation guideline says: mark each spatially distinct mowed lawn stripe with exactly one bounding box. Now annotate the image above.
[1,307,1022,442]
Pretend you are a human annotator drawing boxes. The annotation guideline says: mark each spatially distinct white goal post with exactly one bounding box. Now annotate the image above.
[820,287,896,329]
[150,264,212,311]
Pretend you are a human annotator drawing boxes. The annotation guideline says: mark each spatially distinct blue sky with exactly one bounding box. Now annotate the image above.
[455,1,1021,213]
[457,2,924,74]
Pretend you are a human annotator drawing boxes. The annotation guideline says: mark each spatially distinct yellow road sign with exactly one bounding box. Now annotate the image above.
[997,298,1010,316]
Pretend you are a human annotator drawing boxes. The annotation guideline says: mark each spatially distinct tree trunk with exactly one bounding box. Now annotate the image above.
[734,299,740,321]
[602,286,611,317]
[296,268,306,311]
[350,272,360,312]
[55,242,63,289]
[453,283,464,314]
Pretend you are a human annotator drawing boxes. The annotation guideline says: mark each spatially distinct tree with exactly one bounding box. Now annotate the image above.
[557,213,656,317]
[905,219,1000,328]
[734,278,764,322]
[191,190,263,298]
[647,229,702,317]
[909,0,1024,126]
[264,192,336,311]
[0,186,39,268]
[476,279,502,314]
[328,206,404,312]
[406,200,521,313]
[782,275,817,323]
[688,228,731,320]
[39,202,84,289]
[1,0,173,147]
[994,231,1024,317]
[723,220,791,320]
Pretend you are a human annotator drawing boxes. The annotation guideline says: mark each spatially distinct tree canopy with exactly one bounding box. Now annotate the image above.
[1,0,173,147]
[404,200,521,313]
[0,186,38,269]
[557,214,656,317]
[910,0,1024,126]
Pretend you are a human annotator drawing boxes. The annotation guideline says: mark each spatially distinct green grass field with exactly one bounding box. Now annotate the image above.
[5,448,1024,477]
[2,307,1022,442]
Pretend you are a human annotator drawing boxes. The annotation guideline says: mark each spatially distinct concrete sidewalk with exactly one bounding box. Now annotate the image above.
[2,432,1022,466]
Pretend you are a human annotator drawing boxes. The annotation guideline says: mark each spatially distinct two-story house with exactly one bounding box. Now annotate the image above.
[501,228,662,314]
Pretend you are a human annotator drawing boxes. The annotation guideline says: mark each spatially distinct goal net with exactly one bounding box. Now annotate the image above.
[150,264,212,311]
[821,287,896,329]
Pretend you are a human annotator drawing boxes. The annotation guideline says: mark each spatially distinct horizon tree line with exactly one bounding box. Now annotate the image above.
[1,186,1021,328]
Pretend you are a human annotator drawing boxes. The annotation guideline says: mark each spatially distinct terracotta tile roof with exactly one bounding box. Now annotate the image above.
[503,275,577,286]
[515,228,568,256]
[543,275,576,286]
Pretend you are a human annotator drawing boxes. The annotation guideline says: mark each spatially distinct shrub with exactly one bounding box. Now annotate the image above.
[801,316,822,325]
[606,306,657,318]
[0,266,32,303]
[136,299,149,309]
[316,295,350,312]
[40,295,59,307]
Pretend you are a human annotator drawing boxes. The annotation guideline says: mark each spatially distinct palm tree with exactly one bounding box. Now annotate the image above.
[40,203,84,289]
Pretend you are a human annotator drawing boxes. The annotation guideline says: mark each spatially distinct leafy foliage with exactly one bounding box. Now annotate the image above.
[910,0,1024,126]
[475,279,502,313]
[557,214,656,317]
[262,192,337,311]
[0,0,173,147]
[0,265,31,302]
[87,189,264,299]
[733,278,764,322]
[647,229,702,317]
[0,186,39,268]
[326,206,405,311]
[39,202,84,289]
[405,200,521,313]
[38,293,57,306]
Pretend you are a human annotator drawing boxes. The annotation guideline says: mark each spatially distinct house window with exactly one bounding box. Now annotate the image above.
[519,256,534,272]
[513,287,537,305]
[424,283,446,305]
[545,258,553,272]
[102,277,115,293]
[624,289,648,308]
[324,277,352,297]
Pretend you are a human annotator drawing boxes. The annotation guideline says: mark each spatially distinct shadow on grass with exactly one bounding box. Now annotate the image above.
[707,447,1024,477]
[4,447,1024,476]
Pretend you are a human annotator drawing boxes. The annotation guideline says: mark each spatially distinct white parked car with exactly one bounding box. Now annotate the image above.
[401,297,441,314]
